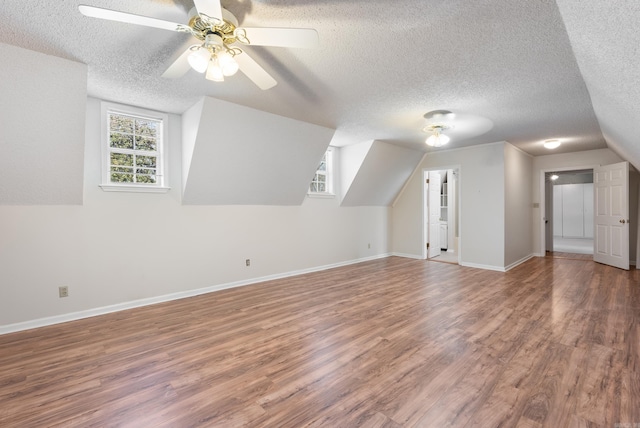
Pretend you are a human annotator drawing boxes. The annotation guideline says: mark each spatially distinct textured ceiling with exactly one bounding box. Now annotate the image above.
[0,0,616,156]
[555,0,640,170]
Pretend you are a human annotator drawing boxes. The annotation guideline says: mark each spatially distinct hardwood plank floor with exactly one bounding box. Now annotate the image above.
[0,256,638,427]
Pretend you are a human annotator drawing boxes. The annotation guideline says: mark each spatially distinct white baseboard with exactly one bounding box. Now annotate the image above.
[0,253,391,335]
[391,252,424,260]
[459,262,506,272]
[460,254,534,272]
[504,254,535,271]
[393,252,536,273]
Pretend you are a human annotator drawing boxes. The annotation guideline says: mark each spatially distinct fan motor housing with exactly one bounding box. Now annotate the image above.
[187,7,239,43]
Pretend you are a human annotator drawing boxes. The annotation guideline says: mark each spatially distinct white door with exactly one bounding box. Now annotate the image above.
[594,161,629,270]
[428,171,441,258]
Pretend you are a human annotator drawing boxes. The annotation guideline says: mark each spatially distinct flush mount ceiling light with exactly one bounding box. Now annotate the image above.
[544,139,561,149]
[423,124,452,147]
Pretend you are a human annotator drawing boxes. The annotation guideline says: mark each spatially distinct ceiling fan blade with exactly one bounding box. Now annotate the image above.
[162,46,194,79]
[193,0,223,22]
[240,27,319,49]
[235,51,277,90]
[78,5,187,32]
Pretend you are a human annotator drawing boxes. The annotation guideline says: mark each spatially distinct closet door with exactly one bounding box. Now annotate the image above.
[562,183,584,237]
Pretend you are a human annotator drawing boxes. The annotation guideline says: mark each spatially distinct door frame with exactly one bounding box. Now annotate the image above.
[593,161,630,269]
[538,164,597,256]
[422,165,462,261]
[426,171,442,259]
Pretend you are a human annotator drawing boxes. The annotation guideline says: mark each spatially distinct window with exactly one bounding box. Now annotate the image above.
[101,102,169,192]
[309,148,334,195]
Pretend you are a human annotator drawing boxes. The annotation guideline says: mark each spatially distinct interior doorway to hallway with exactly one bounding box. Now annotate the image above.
[545,169,594,257]
[423,168,459,265]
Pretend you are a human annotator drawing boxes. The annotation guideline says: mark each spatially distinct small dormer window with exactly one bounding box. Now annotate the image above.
[100,102,169,193]
[309,148,334,195]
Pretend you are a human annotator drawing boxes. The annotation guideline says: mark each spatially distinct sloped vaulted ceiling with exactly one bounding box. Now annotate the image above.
[3,0,639,207]
[182,97,334,205]
[0,43,87,205]
[0,0,612,156]
[555,0,640,171]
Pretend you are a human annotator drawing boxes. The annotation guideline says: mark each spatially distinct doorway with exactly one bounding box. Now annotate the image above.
[546,169,594,256]
[540,162,637,270]
[424,168,459,264]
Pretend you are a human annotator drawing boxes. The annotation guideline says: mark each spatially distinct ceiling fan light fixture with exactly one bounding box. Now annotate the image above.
[217,50,239,76]
[423,123,451,147]
[205,58,225,82]
[543,139,561,149]
[426,133,450,147]
[188,47,210,73]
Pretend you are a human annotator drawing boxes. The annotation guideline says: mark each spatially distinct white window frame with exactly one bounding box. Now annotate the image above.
[100,102,170,193]
[308,148,334,197]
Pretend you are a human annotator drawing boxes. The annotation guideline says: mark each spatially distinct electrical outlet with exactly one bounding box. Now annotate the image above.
[59,286,69,298]
[246,259,251,267]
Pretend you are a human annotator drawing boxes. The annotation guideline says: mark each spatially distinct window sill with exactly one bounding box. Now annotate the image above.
[99,184,171,194]
[307,192,335,199]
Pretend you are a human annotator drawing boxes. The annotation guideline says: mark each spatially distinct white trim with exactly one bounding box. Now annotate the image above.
[459,254,534,272]
[391,252,424,260]
[309,147,334,196]
[306,192,336,199]
[538,164,597,255]
[421,165,462,261]
[101,101,169,192]
[0,253,391,335]
[459,262,506,272]
[504,254,534,271]
[99,184,171,193]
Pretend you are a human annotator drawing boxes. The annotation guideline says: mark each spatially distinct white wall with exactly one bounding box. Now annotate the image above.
[182,97,334,205]
[340,140,373,201]
[392,142,506,269]
[0,43,87,204]
[341,140,424,206]
[531,148,623,255]
[0,97,390,329]
[504,144,533,267]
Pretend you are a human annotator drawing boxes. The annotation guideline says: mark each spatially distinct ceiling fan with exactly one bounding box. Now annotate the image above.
[78,0,319,90]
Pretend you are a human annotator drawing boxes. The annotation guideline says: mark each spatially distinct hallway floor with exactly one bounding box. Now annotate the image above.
[430,250,458,264]
[553,237,593,255]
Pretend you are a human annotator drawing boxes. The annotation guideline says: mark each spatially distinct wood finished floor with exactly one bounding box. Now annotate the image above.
[1,256,639,427]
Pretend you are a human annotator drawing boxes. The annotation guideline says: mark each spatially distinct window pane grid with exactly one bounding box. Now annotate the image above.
[108,111,162,185]
[109,150,159,184]
[309,151,331,194]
